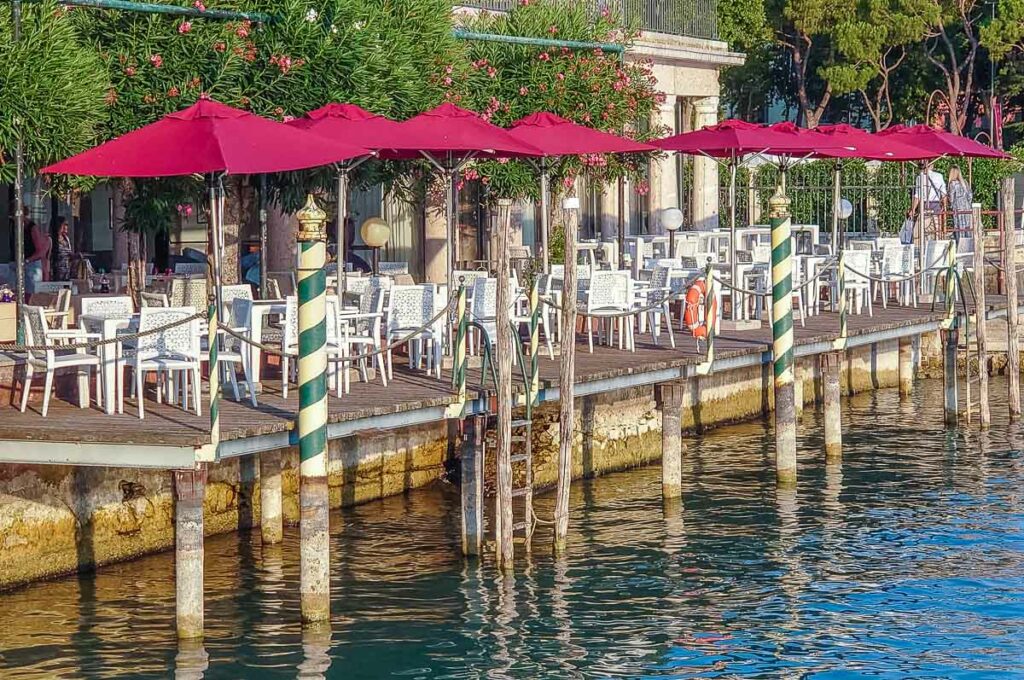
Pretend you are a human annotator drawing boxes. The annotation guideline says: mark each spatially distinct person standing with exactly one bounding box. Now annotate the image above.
[54,217,74,281]
[946,165,974,240]
[907,162,947,241]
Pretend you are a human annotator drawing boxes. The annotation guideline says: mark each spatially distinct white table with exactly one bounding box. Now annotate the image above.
[80,312,134,415]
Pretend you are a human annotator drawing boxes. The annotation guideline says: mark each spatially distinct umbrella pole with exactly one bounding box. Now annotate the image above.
[12,0,24,342]
[832,162,841,255]
[336,167,348,305]
[540,161,550,273]
[259,175,268,298]
[729,156,738,321]
[446,167,456,292]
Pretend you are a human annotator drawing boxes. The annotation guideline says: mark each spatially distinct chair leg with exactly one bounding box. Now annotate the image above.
[42,370,54,418]
[387,347,394,380]
[20,365,33,413]
[587,321,594,353]
[136,368,145,420]
[377,346,388,387]
[282,355,289,400]
[192,367,202,417]
[228,363,241,402]
[665,306,676,348]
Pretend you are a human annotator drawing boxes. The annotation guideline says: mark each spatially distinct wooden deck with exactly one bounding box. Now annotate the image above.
[0,297,1008,459]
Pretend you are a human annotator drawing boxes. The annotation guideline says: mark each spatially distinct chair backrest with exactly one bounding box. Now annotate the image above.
[587,270,632,312]
[843,250,871,285]
[174,262,207,277]
[268,271,297,297]
[284,297,299,348]
[387,285,435,333]
[169,278,207,312]
[266,278,283,300]
[55,288,72,314]
[141,292,169,308]
[753,245,771,263]
[851,240,874,251]
[135,307,199,360]
[377,261,409,276]
[35,281,74,295]
[81,295,134,319]
[221,284,253,314]
[649,265,673,291]
[227,298,253,353]
[924,239,953,270]
[21,305,51,364]
[875,237,902,252]
[881,246,904,276]
[471,278,497,321]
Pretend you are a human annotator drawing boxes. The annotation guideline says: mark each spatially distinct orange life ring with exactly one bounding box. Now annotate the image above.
[683,278,717,339]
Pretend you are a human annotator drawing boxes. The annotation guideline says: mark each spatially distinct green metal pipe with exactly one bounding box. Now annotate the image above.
[43,0,274,22]
[452,29,625,55]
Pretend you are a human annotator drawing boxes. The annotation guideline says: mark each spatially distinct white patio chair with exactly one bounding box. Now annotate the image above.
[338,281,388,387]
[921,239,953,300]
[280,296,349,398]
[644,265,676,348]
[219,298,257,406]
[875,245,915,308]
[19,305,103,417]
[386,285,441,379]
[117,307,201,419]
[842,250,873,316]
[584,270,635,353]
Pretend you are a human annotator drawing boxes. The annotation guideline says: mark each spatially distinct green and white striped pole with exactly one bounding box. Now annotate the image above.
[529,279,540,406]
[295,195,331,626]
[770,186,797,486]
[206,177,222,453]
[451,281,468,405]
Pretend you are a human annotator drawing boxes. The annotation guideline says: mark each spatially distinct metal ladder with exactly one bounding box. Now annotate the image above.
[959,269,984,424]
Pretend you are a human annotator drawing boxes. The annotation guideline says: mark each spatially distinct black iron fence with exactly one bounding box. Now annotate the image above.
[457,0,718,40]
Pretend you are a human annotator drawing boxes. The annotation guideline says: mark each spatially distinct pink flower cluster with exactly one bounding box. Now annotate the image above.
[193,0,205,10]
[634,180,650,196]
[176,204,194,217]
[580,154,608,167]
[149,54,163,68]
[178,21,192,34]
[269,54,303,74]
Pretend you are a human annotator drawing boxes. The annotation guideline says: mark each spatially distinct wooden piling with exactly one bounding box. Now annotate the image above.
[898,337,914,398]
[943,327,960,427]
[769,187,797,486]
[554,198,578,555]
[461,415,486,556]
[295,196,331,625]
[494,199,514,571]
[972,202,991,427]
[793,362,804,418]
[1002,177,1020,420]
[820,352,841,461]
[656,382,684,502]
[260,450,283,544]
[174,466,207,640]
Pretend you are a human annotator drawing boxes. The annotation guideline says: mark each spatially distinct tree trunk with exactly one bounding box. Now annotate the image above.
[111,180,130,271]
[221,176,245,285]
[266,202,297,276]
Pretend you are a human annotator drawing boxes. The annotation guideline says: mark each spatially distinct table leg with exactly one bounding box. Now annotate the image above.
[251,312,264,386]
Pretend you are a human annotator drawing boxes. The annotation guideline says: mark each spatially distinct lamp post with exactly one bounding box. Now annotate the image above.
[360,217,391,276]
[661,207,684,259]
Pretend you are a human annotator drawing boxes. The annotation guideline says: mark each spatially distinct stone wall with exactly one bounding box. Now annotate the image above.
[0,337,931,590]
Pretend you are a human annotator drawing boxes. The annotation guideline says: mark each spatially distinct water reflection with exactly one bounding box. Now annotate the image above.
[0,378,1023,678]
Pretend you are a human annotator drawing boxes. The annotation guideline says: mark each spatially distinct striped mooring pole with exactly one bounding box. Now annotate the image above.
[295,195,331,626]
[769,185,797,486]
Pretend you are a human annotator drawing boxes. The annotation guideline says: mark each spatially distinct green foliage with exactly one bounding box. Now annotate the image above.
[718,0,771,52]
[0,2,107,183]
[450,0,664,201]
[122,177,201,235]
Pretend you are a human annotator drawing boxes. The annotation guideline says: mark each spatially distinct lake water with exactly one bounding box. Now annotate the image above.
[1,378,1023,678]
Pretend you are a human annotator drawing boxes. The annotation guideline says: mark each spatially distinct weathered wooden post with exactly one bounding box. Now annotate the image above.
[820,352,842,461]
[295,195,331,625]
[972,202,990,427]
[461,414,486,556]
[260,451,283,544]
[494,198,515,571]
[174,466,207,640]
[1002,178,1020,420]
[898,337,914,398]
[656,382,685,503]
[770,186,797,485]
[554,194,579,554]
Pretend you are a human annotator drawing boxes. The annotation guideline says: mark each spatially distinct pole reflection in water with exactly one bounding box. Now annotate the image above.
[0,379,1023,678]
[173,640,208,680]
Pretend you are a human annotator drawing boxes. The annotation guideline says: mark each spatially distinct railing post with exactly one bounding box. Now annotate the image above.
[944,240,957,324]
[451,281,468,405]
[769,186,797,486]
[703,260,717,367]
[494,198,514,572]
[295,195,331,626]
[1002,177,1021,420]
[972,202,990,427]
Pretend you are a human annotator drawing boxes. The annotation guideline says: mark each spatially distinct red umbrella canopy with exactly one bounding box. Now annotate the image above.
[287,103,402,152]
[655,119,845,158]
[810,123,935,161]
[506,112,656,156]
[42,97,371,177]
[379,103,542,161]
[876,124,1009,159]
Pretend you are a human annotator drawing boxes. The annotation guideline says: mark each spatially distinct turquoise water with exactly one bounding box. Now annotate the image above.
[1,378,1023,678]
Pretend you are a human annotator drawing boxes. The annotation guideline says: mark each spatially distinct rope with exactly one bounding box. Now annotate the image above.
[220,295,458,362]
[843,263,946,285]
[536,271,705,319]
[984,257,1024,275]
[0,312,205,352]
[714,259,837,298]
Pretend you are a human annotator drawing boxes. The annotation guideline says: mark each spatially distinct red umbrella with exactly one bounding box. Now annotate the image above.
[42,97,370,176]
[811,124,935,161]
[876,124,1009,159]
[288,103,404,283]
[655,119,844,158]
[507,112,656,270]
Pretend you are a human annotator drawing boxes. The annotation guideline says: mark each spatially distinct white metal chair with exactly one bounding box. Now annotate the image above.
[338,282,388,387]
[843,250,873,316]
[219,298,258,406]
[643,265,676,347]
[20,305,103,416]
[584,270,635,353]
[921,239,953,300]
[386,285,441,379]
[117,307,202,419]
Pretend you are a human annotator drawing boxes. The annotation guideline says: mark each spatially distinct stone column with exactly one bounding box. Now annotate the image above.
[599,183,618,242]
[260,450,283,544]
[690,96,720,231]
[898,337,914,398]
[424,180,448,284]
[821,352,842,461]
[461,415,485,556]
[174,466,207,640]
[648,100,680,232]
[656,381,685,502]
